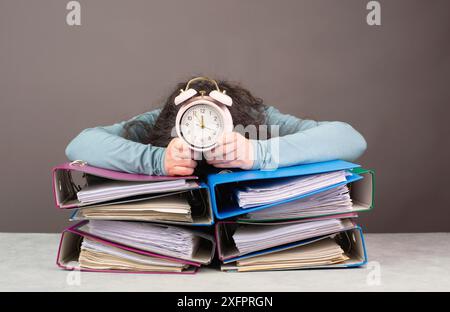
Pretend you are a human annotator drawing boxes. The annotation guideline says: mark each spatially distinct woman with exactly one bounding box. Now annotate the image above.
[65,78,367,176]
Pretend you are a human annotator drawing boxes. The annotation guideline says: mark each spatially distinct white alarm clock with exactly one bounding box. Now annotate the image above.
[174,77,233,152]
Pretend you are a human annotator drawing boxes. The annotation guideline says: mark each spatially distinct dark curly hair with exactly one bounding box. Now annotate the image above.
[123,77,268,147]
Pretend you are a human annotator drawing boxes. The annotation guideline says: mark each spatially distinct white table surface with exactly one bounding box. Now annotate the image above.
[0,232,449,292]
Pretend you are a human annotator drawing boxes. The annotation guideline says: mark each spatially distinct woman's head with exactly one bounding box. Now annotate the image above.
[124,77,268,147]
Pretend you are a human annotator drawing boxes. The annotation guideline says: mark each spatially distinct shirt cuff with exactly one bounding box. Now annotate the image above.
[250,138,281,170]
[250,139,264,170]
[151,146,167,176]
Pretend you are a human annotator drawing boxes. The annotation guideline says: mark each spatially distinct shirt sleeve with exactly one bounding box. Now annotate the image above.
[65,108,168,175]
[250,106,367,170]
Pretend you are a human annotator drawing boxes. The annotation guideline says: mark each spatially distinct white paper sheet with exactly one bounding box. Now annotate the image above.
[81,238,184,267]
[232,218,347,254]
[77,179,189,203]
[84,220,200,259]
[237,238,346,266]
[236,170,348,208]
[242,185,352,220]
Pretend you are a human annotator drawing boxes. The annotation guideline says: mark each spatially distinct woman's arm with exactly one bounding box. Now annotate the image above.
[65,109,168,175]
[251,106,367,169]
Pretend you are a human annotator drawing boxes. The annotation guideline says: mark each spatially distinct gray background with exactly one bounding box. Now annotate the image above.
[1,0,449,233]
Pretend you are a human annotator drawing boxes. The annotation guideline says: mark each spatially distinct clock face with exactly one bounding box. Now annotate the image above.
[179,103,224,150]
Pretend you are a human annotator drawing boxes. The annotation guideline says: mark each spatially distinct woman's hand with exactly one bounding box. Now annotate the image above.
[164,138,197,176]
[205,132,254,170]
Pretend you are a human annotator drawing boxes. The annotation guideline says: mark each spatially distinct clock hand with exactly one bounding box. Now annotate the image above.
[194,122,207,129]
[193,112,201,123]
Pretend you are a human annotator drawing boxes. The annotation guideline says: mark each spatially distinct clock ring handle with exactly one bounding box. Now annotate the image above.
[184,76,221,92]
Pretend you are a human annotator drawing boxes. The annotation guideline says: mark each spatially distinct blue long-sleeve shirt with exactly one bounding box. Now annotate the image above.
[65,106,367,175]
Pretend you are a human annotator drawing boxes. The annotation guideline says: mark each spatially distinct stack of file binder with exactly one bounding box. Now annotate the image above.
[53,162,216,274]
[208,160,374,272]
[52,159,374,274]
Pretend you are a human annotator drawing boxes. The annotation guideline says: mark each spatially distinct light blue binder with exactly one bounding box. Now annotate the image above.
[206,160,362,219]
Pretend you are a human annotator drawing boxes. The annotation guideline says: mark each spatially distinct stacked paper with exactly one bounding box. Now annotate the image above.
[235,238,349,272]
[77,179,190,204]
[79,238,188,273]
[74,194,193,223]
[233,218,347,254]
[236,170,348,208]
[242,185,352,220]
[83,220,200,259]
